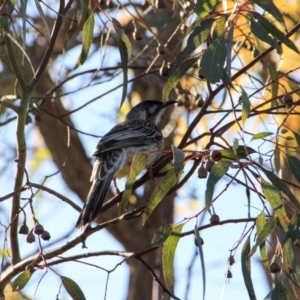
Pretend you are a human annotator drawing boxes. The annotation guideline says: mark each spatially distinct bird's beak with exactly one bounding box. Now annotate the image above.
[164,100,177,107]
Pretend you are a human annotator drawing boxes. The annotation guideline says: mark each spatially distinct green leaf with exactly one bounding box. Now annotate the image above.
[285,136,294,141]
[213,16,227,38]
[77,8,94,66]
[250,0,286,30]
[256,211,266,233]
[34,0,50,40]
[249,12,299,54]
[143,167,183,224]
[20,0,27,49]
[64,0,85,47]
[274,146,281,174]
[61,276,86,300]
[171,19,213,73]
[241,88,251,125]
[194,225,206,300]
[232,138,239,156]
[283,238,300,279]
[7,0,17,12]
[171,145,185,176]
[205,160,230,208]
[162,223,185,293]
[121,153,148,213]
[225,23,233,80]
[287,155,300,184]
[12,269,35,291]
[200,35,226,83]
[288,81,300,98]
[194,0,218,18]
[261,178,288,231]
[241,236,257,300]
[1,30,35,75]
[271,280,293,300]
[152,224,173,246]
[249,15,281,54]
[222,68,234,88]
[251,132,273,141]
[221,145,256,160]
[264,290,273,299]
[249,217,277,256]
[292,130,300,148]
[162,57,198,101]
[287,214,300,242]
[112,18,132,109]
[264,170,300,211]
[256,212,269,272]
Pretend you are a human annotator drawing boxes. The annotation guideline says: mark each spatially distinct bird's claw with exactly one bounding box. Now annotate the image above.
[115,187,121,196]
[147,165,156,181]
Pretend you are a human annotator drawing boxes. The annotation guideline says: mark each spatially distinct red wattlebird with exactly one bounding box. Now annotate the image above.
[76,100,176,228]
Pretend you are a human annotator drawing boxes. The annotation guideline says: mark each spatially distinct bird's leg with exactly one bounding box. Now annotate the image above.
[113,178,121,195]
[146,165,156,181]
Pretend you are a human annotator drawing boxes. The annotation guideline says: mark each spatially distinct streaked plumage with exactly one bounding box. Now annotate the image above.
[76,100,176,229]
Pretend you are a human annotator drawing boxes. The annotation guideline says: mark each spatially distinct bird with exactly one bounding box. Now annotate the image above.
[75,100,176,229]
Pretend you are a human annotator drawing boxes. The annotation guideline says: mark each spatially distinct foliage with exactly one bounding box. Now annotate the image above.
[1,0,300,299]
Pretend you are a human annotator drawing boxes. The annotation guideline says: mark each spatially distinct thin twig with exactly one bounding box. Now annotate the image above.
[27,182,81,212]
[29,0,65,88]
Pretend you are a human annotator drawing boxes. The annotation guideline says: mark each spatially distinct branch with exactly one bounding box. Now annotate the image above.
[0,97,19,113]
[10,99,31,263]
[181,217,257,237]
[29,0,65,88]
[0,186,27,202]
[27,182,81,212]
[1,16,34,265]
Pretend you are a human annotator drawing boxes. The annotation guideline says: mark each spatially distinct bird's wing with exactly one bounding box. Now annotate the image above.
[92,120,162,156]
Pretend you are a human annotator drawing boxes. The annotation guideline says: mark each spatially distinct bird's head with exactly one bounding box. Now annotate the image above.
[126,100,176,122]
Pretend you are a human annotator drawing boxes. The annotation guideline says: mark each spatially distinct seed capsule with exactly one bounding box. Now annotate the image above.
[26,232,35,243]
[210,214,220,225]
[211,150,222,162]
[196,97,204,108]
[133,31,143,41]
[283,93,293,108]
[19,223,29,235]
[197,163,208,178]
[34,224,44,235]
[157,45,166,55]
[226,270,233,278]
[194,236,204,247]
[159,66,170,77]
[270,261,281,273]
[198,69,205,80]
[41,231,51,241]
[228,255,235,265]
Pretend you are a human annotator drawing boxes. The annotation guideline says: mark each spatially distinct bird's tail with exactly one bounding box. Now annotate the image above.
[75,159,114,229]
